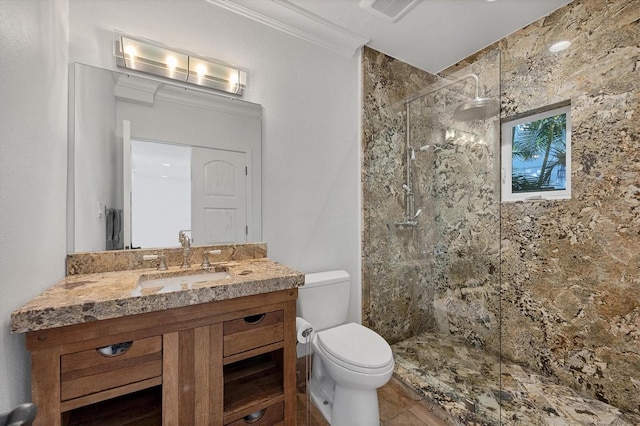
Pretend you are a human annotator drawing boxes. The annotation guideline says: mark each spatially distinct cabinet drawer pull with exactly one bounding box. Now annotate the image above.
[243,314,265,325]
[243,409,266,423]
[96,341,133,357]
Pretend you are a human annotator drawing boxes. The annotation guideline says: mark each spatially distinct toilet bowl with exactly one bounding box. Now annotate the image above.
[310,323,394,425]
[298,271,395,425]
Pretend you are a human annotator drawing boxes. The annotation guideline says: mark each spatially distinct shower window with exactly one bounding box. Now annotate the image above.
[501,102,571,201]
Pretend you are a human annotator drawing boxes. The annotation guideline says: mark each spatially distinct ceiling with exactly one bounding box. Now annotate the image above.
[207,0,572,74]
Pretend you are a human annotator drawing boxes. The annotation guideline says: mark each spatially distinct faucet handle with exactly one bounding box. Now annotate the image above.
[157,253,168,271]
[201,252,211,270]
[143,252,168,271]
[201,249,222,270]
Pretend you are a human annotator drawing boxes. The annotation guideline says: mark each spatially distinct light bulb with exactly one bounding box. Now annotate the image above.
[195,63,207,77]
[166,55,178,70]
[229,71,239,86]
[124,45,136,57]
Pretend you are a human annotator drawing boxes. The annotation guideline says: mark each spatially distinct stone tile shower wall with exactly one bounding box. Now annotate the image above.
[362,0,639,415]
[362,47,438,342]
[361,46,501,351]
[496,0,639,413]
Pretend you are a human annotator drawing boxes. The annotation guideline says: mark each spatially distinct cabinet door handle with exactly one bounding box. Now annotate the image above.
[96,341,133,357]
[243,314,266,325]
[243,408,266,423]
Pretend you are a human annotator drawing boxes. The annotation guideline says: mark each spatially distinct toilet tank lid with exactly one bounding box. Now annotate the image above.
[304,270,349,287]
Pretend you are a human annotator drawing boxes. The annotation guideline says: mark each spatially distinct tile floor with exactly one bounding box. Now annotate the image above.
[296,377,450,426]
[392,332,640,426]
[296,333,640,425]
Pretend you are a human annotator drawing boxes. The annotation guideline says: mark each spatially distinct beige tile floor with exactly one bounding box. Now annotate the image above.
[296,377,450,426]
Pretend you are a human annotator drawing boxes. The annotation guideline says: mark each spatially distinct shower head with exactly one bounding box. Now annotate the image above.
[403,73,500,121]
[453,96,500,122]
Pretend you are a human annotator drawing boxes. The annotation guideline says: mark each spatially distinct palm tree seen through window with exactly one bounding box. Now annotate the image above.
[511,112,567,192]
[501,103,571,201]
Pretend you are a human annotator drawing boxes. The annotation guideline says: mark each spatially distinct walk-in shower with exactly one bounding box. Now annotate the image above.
[363,4,640,418]
[366,49,505,424]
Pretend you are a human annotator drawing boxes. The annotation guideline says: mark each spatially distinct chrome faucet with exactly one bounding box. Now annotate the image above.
[178,230,192,269]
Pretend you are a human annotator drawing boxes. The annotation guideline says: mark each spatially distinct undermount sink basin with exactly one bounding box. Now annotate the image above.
[138,270,232,289]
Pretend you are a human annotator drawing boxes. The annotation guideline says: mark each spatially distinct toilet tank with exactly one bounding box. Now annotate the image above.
[298,270,350,332]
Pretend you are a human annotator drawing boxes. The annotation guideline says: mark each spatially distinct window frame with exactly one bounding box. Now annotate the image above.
[501,103,572,202]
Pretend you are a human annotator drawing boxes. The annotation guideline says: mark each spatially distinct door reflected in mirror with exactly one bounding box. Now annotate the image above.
[127,139,248,249]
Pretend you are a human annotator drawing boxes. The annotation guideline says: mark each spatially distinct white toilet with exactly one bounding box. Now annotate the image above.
[298,270,394,426]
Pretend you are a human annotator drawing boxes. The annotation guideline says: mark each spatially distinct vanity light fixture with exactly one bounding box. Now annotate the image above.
[113,32,248,96]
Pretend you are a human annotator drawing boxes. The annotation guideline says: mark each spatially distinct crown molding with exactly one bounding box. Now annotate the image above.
[157,85,262,119]
[206,0,369,57]
[114,74,161,106]
[115,73,261,118]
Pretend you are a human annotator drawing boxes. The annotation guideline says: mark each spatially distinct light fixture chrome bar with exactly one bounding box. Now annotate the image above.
[113,31,248,96]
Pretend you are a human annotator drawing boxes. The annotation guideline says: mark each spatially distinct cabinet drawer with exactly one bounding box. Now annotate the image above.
[223,311,284,357]
[60,336,162,401]
[225,402,284,426]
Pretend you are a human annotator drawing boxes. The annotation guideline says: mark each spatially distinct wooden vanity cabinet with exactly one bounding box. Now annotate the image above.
[26,289,298,426]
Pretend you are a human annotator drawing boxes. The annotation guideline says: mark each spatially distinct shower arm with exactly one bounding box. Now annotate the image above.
[402,73,479,105]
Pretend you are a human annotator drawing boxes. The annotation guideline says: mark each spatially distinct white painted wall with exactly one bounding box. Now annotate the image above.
[71,63,118,252]
[0,0,361,409]
[68,0,363,322]
[0,0,69,412]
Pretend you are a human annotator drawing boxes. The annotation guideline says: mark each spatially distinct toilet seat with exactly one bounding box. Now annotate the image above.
[316,323,394,374]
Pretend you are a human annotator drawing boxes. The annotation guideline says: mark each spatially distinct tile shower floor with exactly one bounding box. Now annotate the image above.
[392,333,640,425]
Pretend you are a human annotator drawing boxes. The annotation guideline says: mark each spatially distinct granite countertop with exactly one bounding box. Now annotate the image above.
[11,258,304,334]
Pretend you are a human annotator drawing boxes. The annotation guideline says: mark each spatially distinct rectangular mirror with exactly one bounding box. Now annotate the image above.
[68,63,262,253]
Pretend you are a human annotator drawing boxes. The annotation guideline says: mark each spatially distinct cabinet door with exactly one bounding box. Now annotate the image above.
[163,324,223,425]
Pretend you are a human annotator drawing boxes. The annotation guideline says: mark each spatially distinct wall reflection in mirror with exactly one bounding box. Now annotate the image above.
[68,63,262,253]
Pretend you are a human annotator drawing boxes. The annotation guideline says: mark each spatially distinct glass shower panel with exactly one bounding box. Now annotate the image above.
[361,45,503,424]
[410,65,501,348]
[390,49,503,424]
